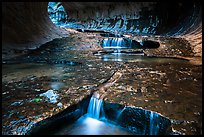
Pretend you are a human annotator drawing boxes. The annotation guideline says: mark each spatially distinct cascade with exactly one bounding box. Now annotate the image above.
[116,106,126,120]
[87,95,105,119]
[102,38,125,49]
[149,111,159,135]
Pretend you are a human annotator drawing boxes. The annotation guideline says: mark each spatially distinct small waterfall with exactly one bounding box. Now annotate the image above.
[101,38,143,49]
[116,38,124,47]
[102,38,125,49]
[87,96,105,119]
[116,106,126,120]
[102,39,111,48]
[149,111,159,135]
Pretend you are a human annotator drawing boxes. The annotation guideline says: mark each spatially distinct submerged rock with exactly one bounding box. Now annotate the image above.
[141,40,160,49]
[57,102,63,107]
[103,102,172,135]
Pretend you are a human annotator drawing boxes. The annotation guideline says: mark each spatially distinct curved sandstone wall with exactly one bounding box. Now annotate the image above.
[2,2,68,51]
[2,2,202,57]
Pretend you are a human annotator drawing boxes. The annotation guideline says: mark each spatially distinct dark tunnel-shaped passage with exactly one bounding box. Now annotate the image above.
[2,2,202,57]
[1,2,202,135]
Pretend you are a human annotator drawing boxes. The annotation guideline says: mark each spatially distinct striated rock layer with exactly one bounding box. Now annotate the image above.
[2,2,202,58]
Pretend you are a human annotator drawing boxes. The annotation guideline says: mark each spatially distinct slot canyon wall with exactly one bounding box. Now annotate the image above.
[2,2,202,58]
[2,2,202,135]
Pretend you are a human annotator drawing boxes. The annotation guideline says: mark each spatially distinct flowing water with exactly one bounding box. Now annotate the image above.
[87,96,104,119]
[94,50,189,63]
[102,38,126,49]
[2,36,202,135]
[53,114,134,135]
[149,111,159,135]
[116,106,126,120]
[53,95,135,135]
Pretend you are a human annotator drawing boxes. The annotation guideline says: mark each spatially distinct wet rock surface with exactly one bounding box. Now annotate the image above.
[27,95,172,135]
[2,29,202,135]
[100,33,124,37]
[26,95,91,135]
[103,102,172,135]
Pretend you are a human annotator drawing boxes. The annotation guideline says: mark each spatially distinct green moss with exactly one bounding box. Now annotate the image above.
[33,98,42,102]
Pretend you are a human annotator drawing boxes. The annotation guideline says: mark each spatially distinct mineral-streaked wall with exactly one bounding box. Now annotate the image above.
[2,2,202,57]
[62,2,202,56]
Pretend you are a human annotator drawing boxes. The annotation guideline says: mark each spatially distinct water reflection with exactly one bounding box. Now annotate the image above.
[94,50,189,63]
[2,36,201,135]
[54,115,134,135]
[50,82,64,90]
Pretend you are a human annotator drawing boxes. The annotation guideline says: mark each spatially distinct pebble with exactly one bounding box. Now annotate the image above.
[35,89,41,92]
[164,100,173,103]
[57,102,63,107]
